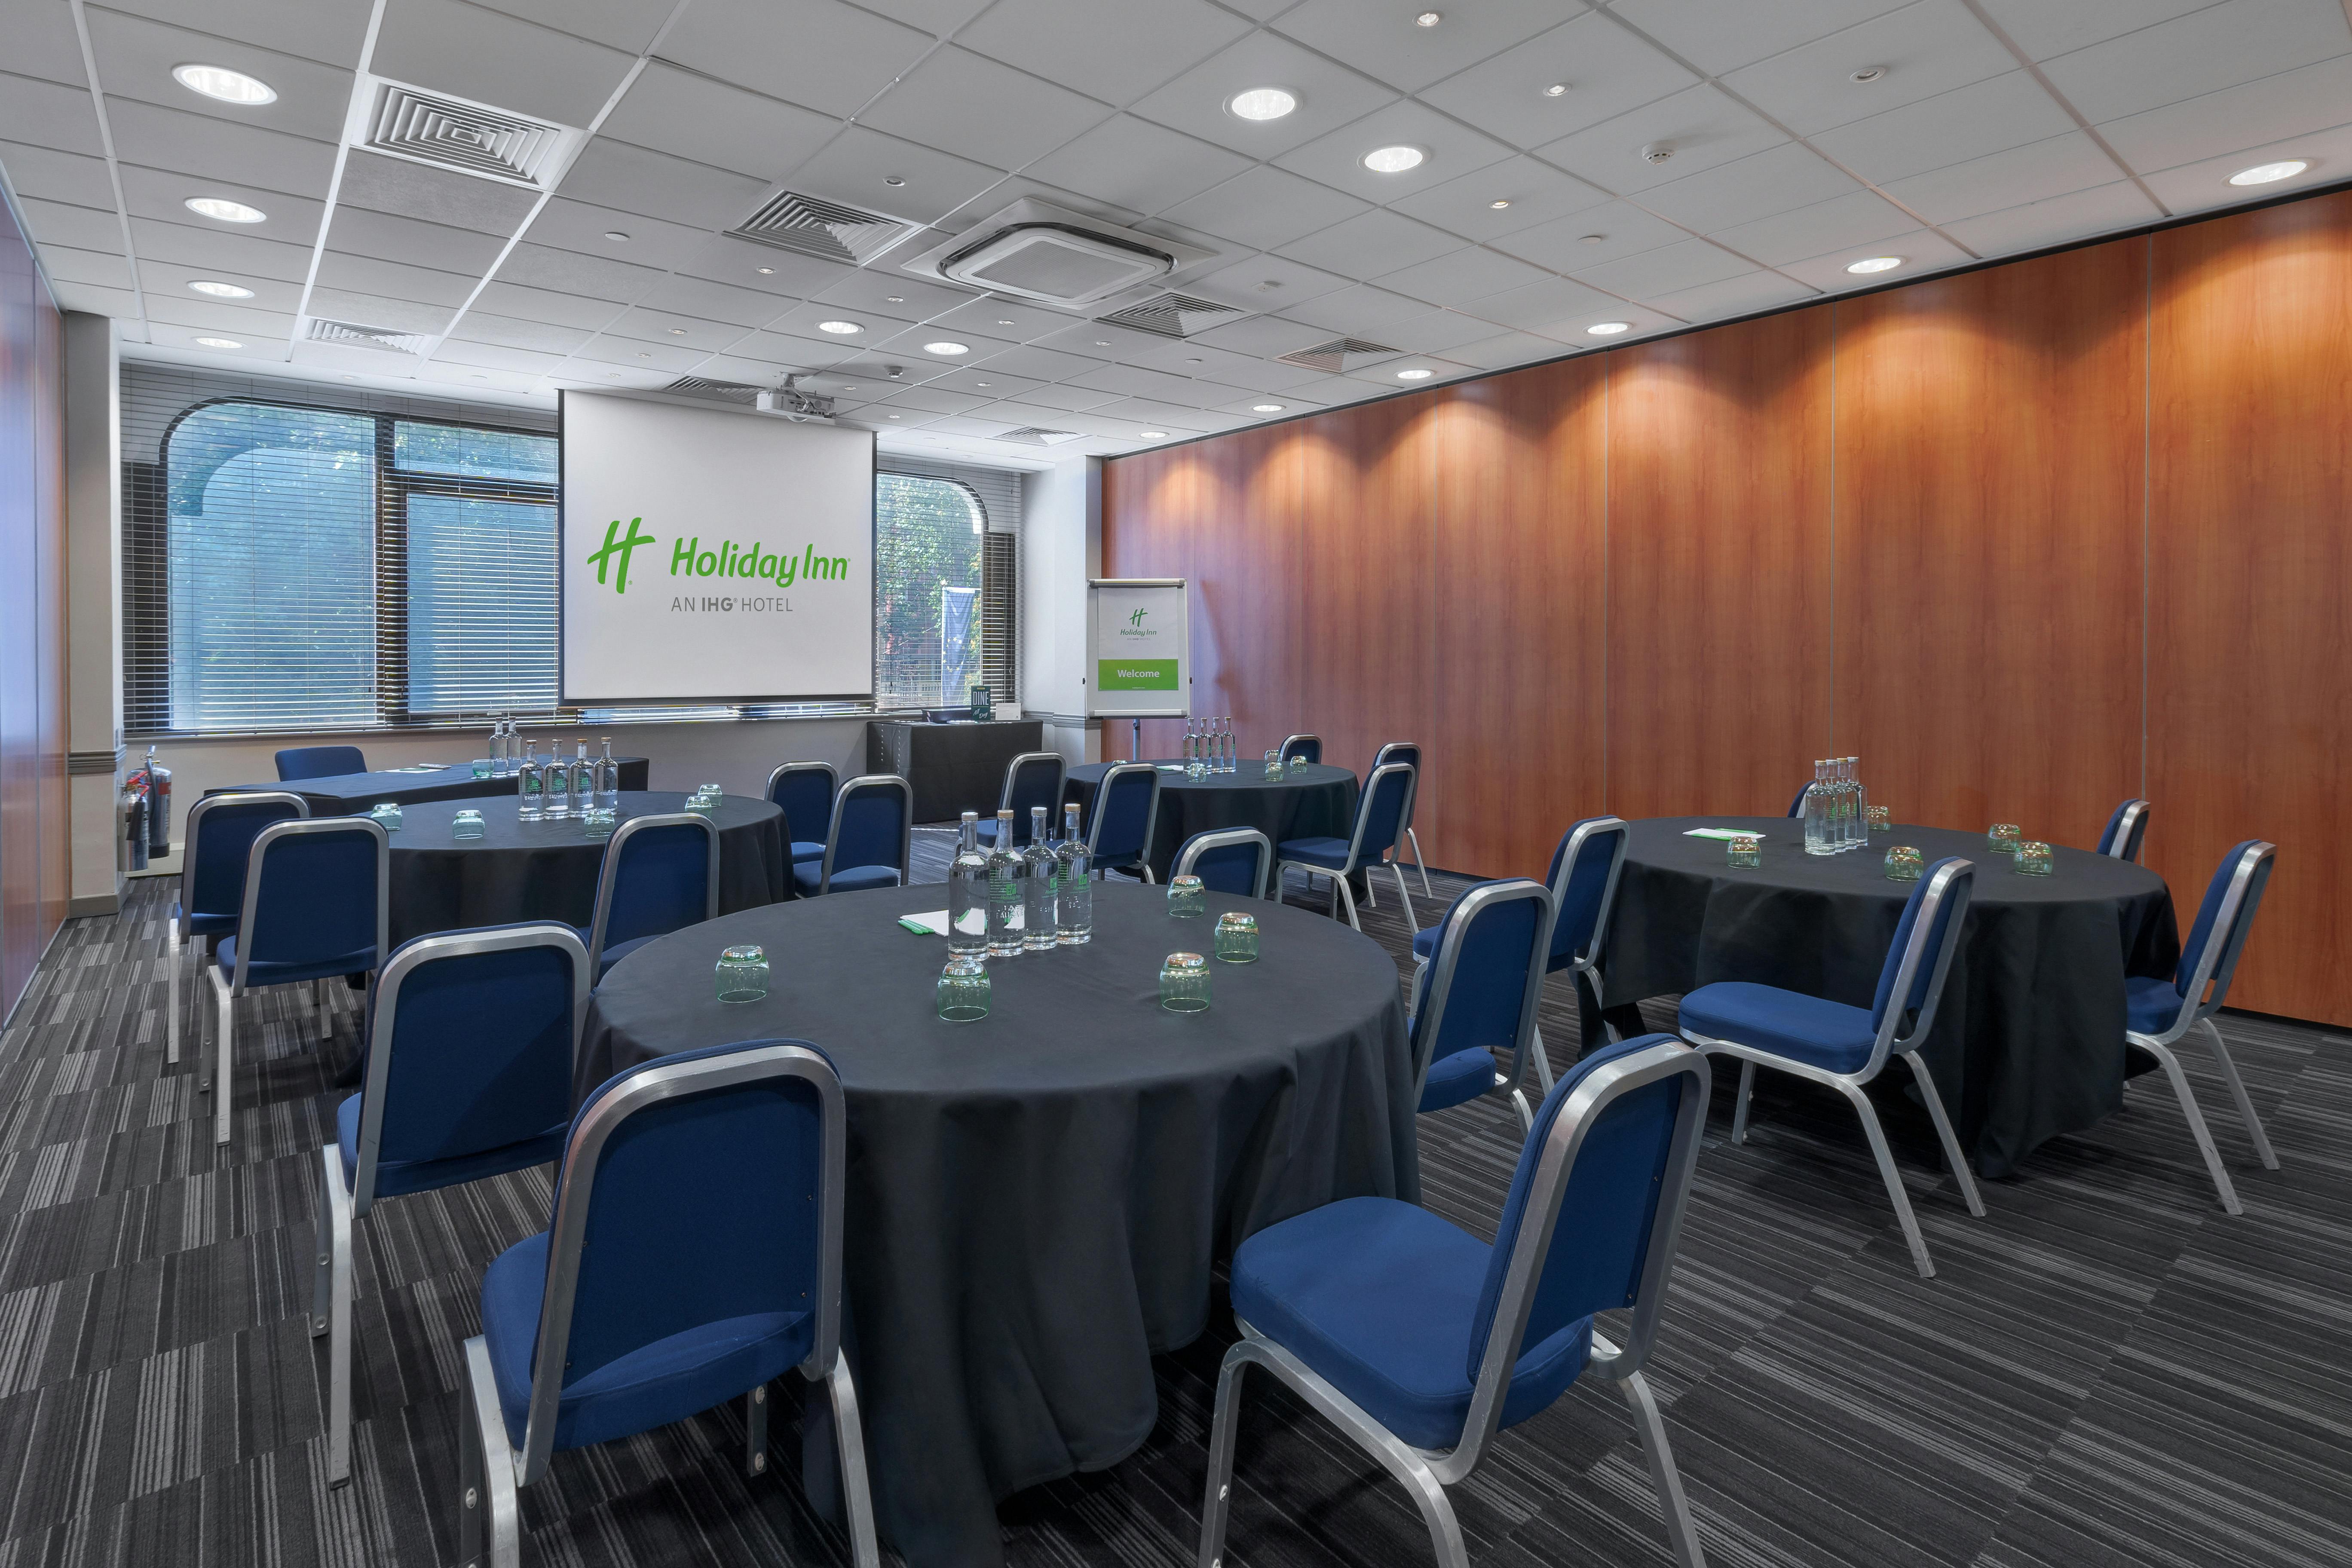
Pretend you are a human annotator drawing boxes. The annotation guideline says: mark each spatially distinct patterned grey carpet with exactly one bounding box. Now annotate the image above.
[0,836,2344,1568]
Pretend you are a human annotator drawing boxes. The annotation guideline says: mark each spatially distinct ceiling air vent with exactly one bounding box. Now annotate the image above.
[666,377,763,404]
[996,427,1086,446]
[307,318,430,354]
[729,190,919,266]
[903,199,1215,308]
[351,77,583,190]
[1277,337,1400,373]
[1096,292,1243,339]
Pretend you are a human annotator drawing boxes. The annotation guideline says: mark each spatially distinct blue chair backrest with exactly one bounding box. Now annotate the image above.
[1544,817,1627,972]
[1411,879,1548,1079]
[1869,856,1972,1032]
[2175,840,2273,1008]
[833,778,907,871]
[245,821,383,968]
[358,926,584,1202]
[1174,829,1270,898]
[1787,782,1808,818]
[277,744,365,781]
[2097,799,2150,862]
[1353,763,1414,863]
[544,1041,833,1425]
[1092,766,1157,863]
[184,793,306,922]
[1466,1036,1703,1384]
[1279,735,1321,766]
[1004,754,1063,818]
[605,821,714,949]
[767,764,836,845]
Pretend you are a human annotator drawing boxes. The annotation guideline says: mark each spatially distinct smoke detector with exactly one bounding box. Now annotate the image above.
[1641,142,1675,165]
[902,199,1215,308]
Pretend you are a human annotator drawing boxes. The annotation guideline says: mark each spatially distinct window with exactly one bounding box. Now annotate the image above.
[874,472,985,708]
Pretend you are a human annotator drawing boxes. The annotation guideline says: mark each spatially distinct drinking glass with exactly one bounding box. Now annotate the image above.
[699,782,723,799]
[937,952,990,1023]
[471,759,491,780]
[1726,834,1762,870]
[1988,823,2021,856]
[368,802,402,833]
[688,790,718,817]
[2015,840,2054,876]
[1885,845,1923,882]
[581,807,616,840]
[1214,911,1259,963]
[1288,754,1308,773]
[715,944,769,1003]
[452,809,486,841]
[1160,952,1210,1013]
[1868,805,1890,832]
[1264,749,1283,780]
[1167,874,1206,918]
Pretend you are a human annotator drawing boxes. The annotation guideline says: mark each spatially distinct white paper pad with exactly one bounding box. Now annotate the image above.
[900,910,1001,935]
[1683,827,1765,841]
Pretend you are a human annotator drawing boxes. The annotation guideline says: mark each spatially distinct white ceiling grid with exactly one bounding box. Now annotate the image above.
[3,0,2348,467]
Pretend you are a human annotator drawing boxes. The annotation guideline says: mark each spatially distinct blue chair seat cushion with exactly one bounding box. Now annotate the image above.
[215,934,377,988]
[1418,1047,1501,1113]
[594,932,661,980]
[790,841,826,864]
[173,903,239,940]
[793,862,902,896]
[336,1095,567,1201]
[478,1231,815,1454]
[2124,975,2186,1037]
[1230,1195,1590,1452]
[1678,981,1878,1075]
[1278,836,1353,871]
[1411,925,1440,962]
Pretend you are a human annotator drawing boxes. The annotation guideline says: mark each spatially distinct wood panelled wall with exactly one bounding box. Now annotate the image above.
[1102,188,2352,1028]
[0,193,67,1021]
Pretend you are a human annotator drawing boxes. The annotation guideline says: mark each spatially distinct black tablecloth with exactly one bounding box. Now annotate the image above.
[867,720,1045,822]
[1606,816,2180,1178]
[383,791,789,946]
[579,880,1415,1568]
[211,757,651,813]
[1063,761,1359,883]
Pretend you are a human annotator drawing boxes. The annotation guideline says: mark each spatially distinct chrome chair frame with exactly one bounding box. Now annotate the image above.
[1085,762,1163,884]
[170,790,307,1073]
[1171,827,1274,900]
[2100,798,2151,864]
[1276,733,1320,766]
[764,760,839,855]
[1411,879,1555,1132]
[208,815,389,1147]
[992,751,1068,843]
[1276,761,1418,933]
[315,922,591,1485]
[1678,858,1983,1279]
[1371,741,1434,898]
[2127,840,2278,1214]
[815,774,914,894]
[585,812,720,977]
[458,1041,879,1568]
[1197,1039,1713,1568]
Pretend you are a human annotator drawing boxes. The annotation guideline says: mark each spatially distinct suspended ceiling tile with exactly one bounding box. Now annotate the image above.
[1126,31,1402,161]
[676,235,856,299]
[597,62,840,183]
[147,320,291,355]
[2094,52,2352,174]
[51,281,143,316]
[370,0,637,127]
[1440,327,1577,371]
[40,244,136,290]
[323,205,508,272]
[1465,274,1629,336]
[921,297,1081,344]
[1384,155,1614,242]
[1571,236,1756,299]
[602,306,755,354]
[1534,83,1788,198]
[861,48,1113,174]
[473,279,631,331]
[2134,119,2352,216]
[1006,381,1127,412]
[1021,116,1256,219]
[1973,0,2220,63]
[1602,0,1917,78]
[2038,0,2352,125]
[0,142,118,209]
[1272,0,1576,95]
[1637,141,1862,232]
[1642,268,1815,322]
[784,125,1009,228]
[1275,206,1463,281]
[139,255,305,310]
[958,343,1111,382]
[655,0,937,120]
[314,250,483,306]
[1706,187,1922,266]
[15,197,126,254]
[1809,70,2078,187]
[1774,224,1969,289]
[1374,245,1554,309]
[448,310,594,354]
[1721,0,2018,138]
[336,147,541,234]
[956,0,1255,110]
[1376,307,1504,354]
[1418,12,1698,151]
[1158,165,1372,252]
[1183,251,1354,314]
[1487,202,1693,271]
[523,199,711,272]
[572,334,710,372]
[0,75,106,156]
[83,9,358,140]
[117,162,327,247]
[4,0,101,83]
[1271,98,1515,206]
[1940,178,2164,253]
[1279,282,1437,335]
[497,240,666,301]
[126,215,316,279]
[304,286,457,334]
[464,0,678,55]
[631,274,805,330]
[1878,131,2128,227]
[559,139,772,232]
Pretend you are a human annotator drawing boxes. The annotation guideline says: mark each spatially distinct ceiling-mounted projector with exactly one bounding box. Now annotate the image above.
[900,199,1216,308]
[756,376,835,423]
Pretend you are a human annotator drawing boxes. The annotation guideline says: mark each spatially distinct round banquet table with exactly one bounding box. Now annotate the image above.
[577,880,1416,1568]
[1604,817,2180,1179]
[1062,760,1358,882]
[383,791,792,946]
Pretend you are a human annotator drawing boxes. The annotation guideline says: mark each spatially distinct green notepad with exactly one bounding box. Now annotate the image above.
[1683,827,1765,841]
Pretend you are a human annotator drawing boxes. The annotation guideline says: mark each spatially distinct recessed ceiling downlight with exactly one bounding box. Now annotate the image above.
[1252,403,1284,412]
[185,196,265,223]
[1363,145,1426,174]
[172,64,276,104]
[1415,11,1441,25]
[1846,255,1903,274]
[193,336,242,349]
[1228,87,1297,121]
[1395,368,1433,380]
[1586,321,1630,336]
[187,279,253,298]
[924,341,970,356]
[2230,159,2308,186]
[1139,430,1167,438]
[817,320,863,334]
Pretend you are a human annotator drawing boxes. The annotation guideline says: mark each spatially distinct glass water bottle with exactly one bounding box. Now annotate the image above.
[544,736,571,818]
[1022,805,1059,952]
[1803,760,1832,855]
[986,810,1025,958]
[1055,802,1092,945]
[517,740,544,821]
[594,737,619,811]
[571,742,594,813]
[948,812,989,959]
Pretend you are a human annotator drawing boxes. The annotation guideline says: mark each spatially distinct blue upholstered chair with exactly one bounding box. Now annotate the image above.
[1411,817,1629,1096]
[974,752,1066,848]
[1084,763,1162,883]
[314,922,590,1485]
[1172,827,1273,900]
[1198,1036,1712,1568]
[580,813,719,980]
[2126,839,2278,1213]
[1275,761,1417,932]
[1277,733,1320,766]
[459,1040,879,1568]
[1787,781,1809,818]
[276,744,366,781]
[796,775,912,896]
[1678,856,1981,1278]
[2096,798,2151,864]
[208,817,389,1146]
[1372,741,1433,897]
[169,790,306,1072]
[765,761,837,869]
[1409,879,1553,1132]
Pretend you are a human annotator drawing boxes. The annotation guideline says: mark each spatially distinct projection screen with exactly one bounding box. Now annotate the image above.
[559,391,875,703]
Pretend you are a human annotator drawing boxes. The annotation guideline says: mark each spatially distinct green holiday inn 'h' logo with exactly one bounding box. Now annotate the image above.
[1129,607,1147,628]
[588,517,654,594]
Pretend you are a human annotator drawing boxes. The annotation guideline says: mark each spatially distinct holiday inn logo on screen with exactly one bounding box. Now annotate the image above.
[585,519,854,613]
